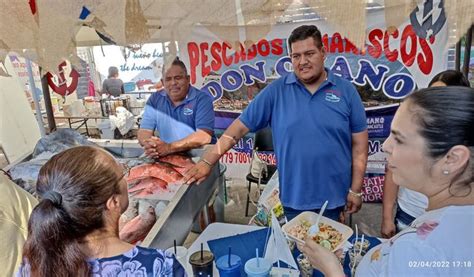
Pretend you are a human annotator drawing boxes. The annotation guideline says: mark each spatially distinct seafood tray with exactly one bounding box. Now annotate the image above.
[92,139,220,249]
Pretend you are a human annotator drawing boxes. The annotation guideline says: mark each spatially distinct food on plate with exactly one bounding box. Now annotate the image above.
[287,220,343,250]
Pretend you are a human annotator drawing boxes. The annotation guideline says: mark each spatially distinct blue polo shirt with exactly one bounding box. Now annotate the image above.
[140,86,216,143]
[239,69,367,210]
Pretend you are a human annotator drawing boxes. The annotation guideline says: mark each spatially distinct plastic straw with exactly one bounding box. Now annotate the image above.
[174,240,177,255]
[256,248,260,267]
[262,226,271,256]
[200,243,203,261]
[355,224,359,247]
[359,235,365,256]
[228,247,232,267]
[351,234,365,274]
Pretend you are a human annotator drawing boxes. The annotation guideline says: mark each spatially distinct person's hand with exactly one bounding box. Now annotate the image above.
[182,161,212,185]
[154,142,173,157]
[381,218,396,238]
[346,192,363,214]
[297,238,344,276]
[143,137,163,158]
[339,211,346,224]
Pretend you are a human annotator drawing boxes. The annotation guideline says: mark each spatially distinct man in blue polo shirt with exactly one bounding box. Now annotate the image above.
[184,25,368,222]
[138,58,215,157]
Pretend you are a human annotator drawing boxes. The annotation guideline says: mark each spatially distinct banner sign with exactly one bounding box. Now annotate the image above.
[8,54,43,106]
[362,173,386,203]
[179,1,448,202]
[92,43,164,90]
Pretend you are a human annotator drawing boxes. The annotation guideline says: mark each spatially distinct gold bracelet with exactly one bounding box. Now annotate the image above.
[200,158,213,167]
[349,189,363,197]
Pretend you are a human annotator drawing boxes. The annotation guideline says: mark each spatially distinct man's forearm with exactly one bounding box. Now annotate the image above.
[382,169,398,220]
[168,130,212,153]
[137,129,153,146]
[351,155,367,192]
[351,132,368,192]
[201,119,250,165]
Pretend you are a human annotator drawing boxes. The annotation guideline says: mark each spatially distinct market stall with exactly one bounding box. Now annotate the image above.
[6,131,221,252]
[91,139,222,249]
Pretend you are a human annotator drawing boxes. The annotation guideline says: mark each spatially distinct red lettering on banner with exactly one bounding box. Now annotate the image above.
[222,42,233,66]
[258,39,271,57]
[200,43,211,77]
[210,42,222,72]
[417,36,435,74]
[344,38,360,55]
[271,39,284,55]
[400,25,417,66]
[330,32,344,53]
[187,42,200,84]
[187,24,437,84]
[367,29,383,58]
[383,29,399,62]
[187,38,289,84]
[247,44,258,60]
[234,43,247,64]
[322,34,329,50]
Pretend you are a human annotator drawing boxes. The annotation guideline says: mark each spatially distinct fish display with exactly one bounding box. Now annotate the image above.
[119,198,139,231]
[127,163,183,184]
[158,154,195,172]
[119,206,157,244]
[129,177,169,197]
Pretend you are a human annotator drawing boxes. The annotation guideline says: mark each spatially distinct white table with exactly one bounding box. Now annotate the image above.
[186,223,263,276]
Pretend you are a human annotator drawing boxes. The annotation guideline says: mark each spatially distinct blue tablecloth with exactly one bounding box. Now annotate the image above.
[207,228,271,276]
[207,228,381,277]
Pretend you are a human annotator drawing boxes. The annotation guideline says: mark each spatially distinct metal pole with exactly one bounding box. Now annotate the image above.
[455,40,461,71]
[25,59,46,137]
[462,25,473,79]
[40,68,57,132]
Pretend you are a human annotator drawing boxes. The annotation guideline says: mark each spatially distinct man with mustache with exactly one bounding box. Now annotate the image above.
[184,25,368,222]
[138,58,216,157]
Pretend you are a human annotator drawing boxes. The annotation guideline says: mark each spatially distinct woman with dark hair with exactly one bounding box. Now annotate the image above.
[428,69,471,87]
[17,146,185,276]
[381,69,471,238]
[300,87,474,276]
[102,66,124,97]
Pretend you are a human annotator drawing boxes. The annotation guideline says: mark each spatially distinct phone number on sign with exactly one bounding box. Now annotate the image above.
[220,152,277,165]
[408,261,472,268]
[220,152,251,164]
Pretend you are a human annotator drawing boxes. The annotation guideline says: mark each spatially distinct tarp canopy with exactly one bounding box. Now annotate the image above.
[0,0,473,73]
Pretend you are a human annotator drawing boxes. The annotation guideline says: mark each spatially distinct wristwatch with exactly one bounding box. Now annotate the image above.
[349,189,363,197]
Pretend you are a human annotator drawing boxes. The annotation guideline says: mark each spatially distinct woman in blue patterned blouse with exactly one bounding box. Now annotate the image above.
[17,146,186,276]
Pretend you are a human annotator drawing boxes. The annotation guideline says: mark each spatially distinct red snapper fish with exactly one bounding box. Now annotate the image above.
[159,154,195,170]
[130,178,169,197]
[127,163,183,184]
[119,206,156,244]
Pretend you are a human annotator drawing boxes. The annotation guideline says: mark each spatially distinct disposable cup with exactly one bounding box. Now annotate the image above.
[165,246,188,267]
[244,257,272,277]
[350,238,370,252]
[189,250,214,277]
[216,254,242,277]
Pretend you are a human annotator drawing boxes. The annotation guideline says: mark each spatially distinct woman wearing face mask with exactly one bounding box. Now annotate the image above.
[381,70,471,238]
[17,146,186,276]
[300,86,474,276]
